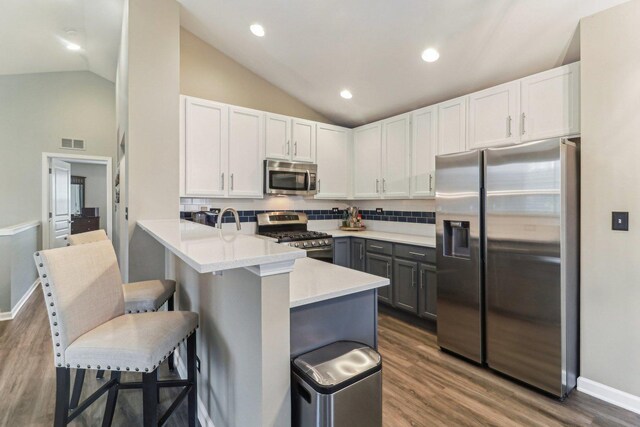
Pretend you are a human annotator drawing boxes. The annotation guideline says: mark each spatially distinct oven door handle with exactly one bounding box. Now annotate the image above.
[304,246,332,253]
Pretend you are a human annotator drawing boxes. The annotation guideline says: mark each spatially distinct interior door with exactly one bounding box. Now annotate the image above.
[50,159,71,248]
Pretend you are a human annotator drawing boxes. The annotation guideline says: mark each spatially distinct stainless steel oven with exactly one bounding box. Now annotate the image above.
[304,245,334,263]
[264,160,318,196]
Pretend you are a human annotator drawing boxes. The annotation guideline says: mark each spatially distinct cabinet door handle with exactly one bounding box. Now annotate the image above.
[412,268,416,287]
[360,245,363,260]
[506,115,512,137]
[409,251,426,257]
[318,179,321,193]
[375,179,379,193]
[294,141,298,156]
[230,173,234,191]
[429,174,433,193]
[370,245,384,249]
[382,178,386,193]
[521,112,526,135]
[386,263,390,278]
[221,172,225,190]
[420,270,425,289]
[287,140,290,155]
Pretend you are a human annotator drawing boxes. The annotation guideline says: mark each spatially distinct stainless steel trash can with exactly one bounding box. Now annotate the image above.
[291,341,382,427]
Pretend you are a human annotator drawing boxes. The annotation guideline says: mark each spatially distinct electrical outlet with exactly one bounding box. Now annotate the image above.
[196,356,201,372]
[210,208,220,214]
[376,208,384,214]
[332,207,340,213]
[612,211,629,231]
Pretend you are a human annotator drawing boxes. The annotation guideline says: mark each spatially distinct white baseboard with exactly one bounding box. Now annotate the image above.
[0,279,40,322]
[578,376,640,415]
[175,351,216,427]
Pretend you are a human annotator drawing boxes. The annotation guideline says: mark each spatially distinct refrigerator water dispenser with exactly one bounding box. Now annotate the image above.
[443,220,470,259]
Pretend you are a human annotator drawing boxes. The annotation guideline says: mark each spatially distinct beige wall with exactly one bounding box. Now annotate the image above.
[0,71,115,228]
[118,0,181,282]
[181,28,330,123]
[580,0,640,397]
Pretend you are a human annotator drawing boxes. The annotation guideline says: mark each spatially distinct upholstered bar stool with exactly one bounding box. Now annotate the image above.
[69,230,177,374]
[34,240,198,426]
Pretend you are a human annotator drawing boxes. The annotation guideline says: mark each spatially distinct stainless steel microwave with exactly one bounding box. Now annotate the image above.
[264,160,318,196]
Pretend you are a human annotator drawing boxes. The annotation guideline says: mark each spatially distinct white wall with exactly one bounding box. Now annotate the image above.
[580,0,640,399]
[69,163,108,229]
[0,71,115,228]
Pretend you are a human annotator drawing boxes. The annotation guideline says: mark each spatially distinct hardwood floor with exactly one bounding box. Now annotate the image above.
[2,288,640,426]
[378,312,640,427]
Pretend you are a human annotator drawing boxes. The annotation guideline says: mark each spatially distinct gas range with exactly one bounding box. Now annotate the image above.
[257,212,334,262]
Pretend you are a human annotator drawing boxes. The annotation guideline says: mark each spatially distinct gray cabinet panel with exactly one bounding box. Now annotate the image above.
[394,244,435,263]
[393,259,418,314]
[351,238,366,271]
[419,264,437,320]
[366,239,393,256]
[366,253,392,304]
[333,237,351,268]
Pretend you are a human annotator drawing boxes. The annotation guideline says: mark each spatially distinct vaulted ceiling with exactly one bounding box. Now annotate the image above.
[179,0,628,127]
[0,0,123,82]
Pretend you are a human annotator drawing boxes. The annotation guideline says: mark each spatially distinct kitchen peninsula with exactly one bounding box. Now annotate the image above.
[137,219,389,427]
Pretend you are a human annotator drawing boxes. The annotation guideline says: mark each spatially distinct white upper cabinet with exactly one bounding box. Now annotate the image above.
[411,106,438,197]
[468,81,520,149]
[228,106,264,198]
[438,96,467,155]
[520,62,580,142]
[315,123,350,199]
[353,123,382,198]
[381,113,411,198]
[181,96,228,197]
[264,113,291,161]
[291,118,316,163]
[265,114,316,163]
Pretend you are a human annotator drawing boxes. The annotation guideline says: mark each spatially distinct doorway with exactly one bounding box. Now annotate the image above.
[41,153,112,249]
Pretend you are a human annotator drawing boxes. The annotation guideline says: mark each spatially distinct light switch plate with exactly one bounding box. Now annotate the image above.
[612,211,629,231]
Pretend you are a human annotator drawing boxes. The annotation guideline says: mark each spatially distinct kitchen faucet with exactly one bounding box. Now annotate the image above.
[216,207,241,230]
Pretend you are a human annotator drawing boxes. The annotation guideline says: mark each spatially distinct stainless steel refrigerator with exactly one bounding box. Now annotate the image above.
[435,138,578,398]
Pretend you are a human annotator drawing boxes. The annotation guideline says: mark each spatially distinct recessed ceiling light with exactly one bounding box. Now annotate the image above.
[421,48,440,63]
[250,24,265,37]
[340,89,353,99]
[66,43,81,51]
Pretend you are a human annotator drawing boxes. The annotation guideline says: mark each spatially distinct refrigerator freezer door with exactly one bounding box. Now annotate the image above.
[436,150,484,363]
[484,138,577,397]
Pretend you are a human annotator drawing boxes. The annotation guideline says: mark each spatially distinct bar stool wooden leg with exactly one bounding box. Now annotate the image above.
[187,333,197,427]
[54,368,71,427]
[102,371,121,427]
[69,369,85,409]
[142,370,158,427]
[168,295,175,372]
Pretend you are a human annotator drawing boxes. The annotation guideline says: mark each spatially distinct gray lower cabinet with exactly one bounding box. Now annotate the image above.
[333,237,351,268]
[393,259,419,314]
[419,264,437,320]
[351,238,366,271]
[366,253,392,304]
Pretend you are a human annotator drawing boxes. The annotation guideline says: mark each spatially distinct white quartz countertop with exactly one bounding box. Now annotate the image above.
[328,229,436,248]
[138,219,306,274]
[289,258,389,308]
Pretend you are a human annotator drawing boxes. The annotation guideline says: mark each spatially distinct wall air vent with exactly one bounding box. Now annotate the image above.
[61,138,86,151]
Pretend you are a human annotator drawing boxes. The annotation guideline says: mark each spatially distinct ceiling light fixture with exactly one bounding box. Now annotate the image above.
[421,48,440,63]
[250,24,265,37]
[340,89,353,99]
[66,43,81,51]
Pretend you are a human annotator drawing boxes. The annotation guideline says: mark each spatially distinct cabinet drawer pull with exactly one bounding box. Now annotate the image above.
[409,251,426,257]
[370,245,384,249]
